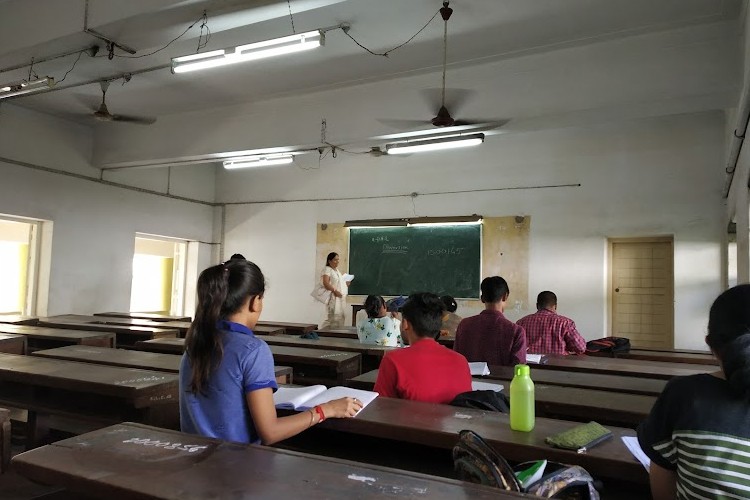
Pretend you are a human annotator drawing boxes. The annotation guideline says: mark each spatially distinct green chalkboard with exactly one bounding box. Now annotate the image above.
[348,225,481,298]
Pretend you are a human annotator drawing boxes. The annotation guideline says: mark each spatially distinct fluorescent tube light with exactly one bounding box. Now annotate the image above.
[172,30,324,74]
[344,219,409,228]
[223,155,294,169]
[385,133,484,155]
[0,77,55,99]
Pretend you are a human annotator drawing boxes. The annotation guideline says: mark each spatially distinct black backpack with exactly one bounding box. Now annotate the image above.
[450,390,510,413]
[585,336,631,356]
[453,430,600,499]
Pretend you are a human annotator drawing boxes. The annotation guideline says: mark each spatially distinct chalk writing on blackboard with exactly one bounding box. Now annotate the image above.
[382,244,408,254]
[372,236,389,243]
[122,437,208,452]
[427,247,466,256]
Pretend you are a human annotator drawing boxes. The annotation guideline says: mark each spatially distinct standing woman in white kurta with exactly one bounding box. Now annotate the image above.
[320,252,351,328]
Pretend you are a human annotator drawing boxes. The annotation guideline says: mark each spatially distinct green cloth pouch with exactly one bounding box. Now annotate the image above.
[545,421,612,453]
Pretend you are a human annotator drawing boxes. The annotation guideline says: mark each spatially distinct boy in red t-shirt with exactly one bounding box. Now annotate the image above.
[374,292,472,403]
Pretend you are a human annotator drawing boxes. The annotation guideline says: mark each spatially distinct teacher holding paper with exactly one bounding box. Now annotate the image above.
[320,252,353,328]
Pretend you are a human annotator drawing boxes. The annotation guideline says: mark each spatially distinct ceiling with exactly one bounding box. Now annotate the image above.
[0,0,743,125]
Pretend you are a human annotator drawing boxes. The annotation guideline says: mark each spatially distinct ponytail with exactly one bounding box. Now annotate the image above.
[185,260,266,394]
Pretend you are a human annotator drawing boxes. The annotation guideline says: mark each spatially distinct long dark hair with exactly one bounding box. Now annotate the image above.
[706,284,750,399]
[364,295,385,318]
[185,259,266,394]
[325,252,338,267]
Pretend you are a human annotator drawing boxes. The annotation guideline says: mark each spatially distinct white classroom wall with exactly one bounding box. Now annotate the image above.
[220,111,725,350]
[0,105,216,315]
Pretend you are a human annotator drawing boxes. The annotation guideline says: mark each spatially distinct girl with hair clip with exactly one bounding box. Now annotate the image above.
[180,259,362,445]
[638,284,750,499]
[356,295,403,347]
[439,295,462,338]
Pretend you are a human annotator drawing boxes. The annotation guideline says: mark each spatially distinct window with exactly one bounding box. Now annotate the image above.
[0,217,41,315]
[130,235,187,315]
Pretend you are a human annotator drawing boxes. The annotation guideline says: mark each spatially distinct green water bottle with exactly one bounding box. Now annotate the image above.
[510,364,535,431]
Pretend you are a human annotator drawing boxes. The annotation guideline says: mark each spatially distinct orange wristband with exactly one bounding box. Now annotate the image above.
[314,405,326,423]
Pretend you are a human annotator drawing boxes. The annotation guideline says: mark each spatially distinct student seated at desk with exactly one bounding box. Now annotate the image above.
[374,293,471,403]
[439,295,462,337]
[638,284,750,500]
[180,260,362,445]
[357,295,403,347]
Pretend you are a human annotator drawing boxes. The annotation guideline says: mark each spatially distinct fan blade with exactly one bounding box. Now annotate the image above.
[452,119,509,127]
[111,114,157,125]
[377,118,433,130]
[421,88,476,116]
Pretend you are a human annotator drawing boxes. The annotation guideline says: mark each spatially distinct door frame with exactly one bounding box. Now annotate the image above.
[607,236,674,347]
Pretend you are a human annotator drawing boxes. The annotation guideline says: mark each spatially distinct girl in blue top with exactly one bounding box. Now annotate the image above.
[180,259,362,445]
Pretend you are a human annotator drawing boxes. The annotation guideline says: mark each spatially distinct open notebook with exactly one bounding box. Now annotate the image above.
[273,385,378,411]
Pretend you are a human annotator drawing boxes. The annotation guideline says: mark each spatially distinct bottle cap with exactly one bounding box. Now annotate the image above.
[515,364,530,377]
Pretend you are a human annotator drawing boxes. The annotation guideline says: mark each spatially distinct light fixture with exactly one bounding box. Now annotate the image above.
[172,30,324,74]
[385,133,484,155]
[0,77,55,100]
[408,215,483,226]
[344,219,409,228]
[223,155,294,169]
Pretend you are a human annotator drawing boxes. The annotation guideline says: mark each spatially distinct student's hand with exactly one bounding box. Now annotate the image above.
[321,397,363,418]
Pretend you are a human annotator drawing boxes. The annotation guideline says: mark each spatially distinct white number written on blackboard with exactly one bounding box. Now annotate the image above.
[427,247,466,256]
[372,236,390,243]
[382,244,408,254]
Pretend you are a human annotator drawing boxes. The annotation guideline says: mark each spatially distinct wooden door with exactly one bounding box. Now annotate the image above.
[610,238,674,348]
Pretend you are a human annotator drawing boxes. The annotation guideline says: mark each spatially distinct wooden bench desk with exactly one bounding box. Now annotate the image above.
[0,314,39,326]
[94,311,192,322]
[0,407,9,474]
[135,338,361,386]
[315,326,359,340]
[256,320,317,335]
[102,320,285,338]
[0,333,27,354]
[0,353,178,446]
[622,349,717,365]
[0,324,115,352]
[258,334,396,372]
[11,422,513,500]
[31,345,294,384]
[306,397,648,486]
[347,370,654,427]
[37,317,178,347]
[535,354,709,380]
[484,365,667,396]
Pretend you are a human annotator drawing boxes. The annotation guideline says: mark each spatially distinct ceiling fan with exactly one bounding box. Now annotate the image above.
[89,81,156,125]
[380,2,504,131]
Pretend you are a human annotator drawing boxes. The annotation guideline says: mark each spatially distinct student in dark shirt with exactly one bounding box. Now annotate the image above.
[638,284,750,499]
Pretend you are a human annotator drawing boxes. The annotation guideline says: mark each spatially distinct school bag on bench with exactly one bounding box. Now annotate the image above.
[452,430,600,499]
[585,337,631,356]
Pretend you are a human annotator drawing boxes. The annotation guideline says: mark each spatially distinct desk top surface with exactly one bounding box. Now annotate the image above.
[258,334,396,356]
[538,354,710,379]
[485,365,668,396]
[12,422,512,500]
[32,345,293,379]
[136,338,360,365]
[0,333,26,343]
[0,314,39,325]
[0,324,115,340]
[348,369,654,426]
[38,317,179,336]
[256,320,318,332]
[0,352,177,400]
[325,397,647,484]
[95,312,192,322]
